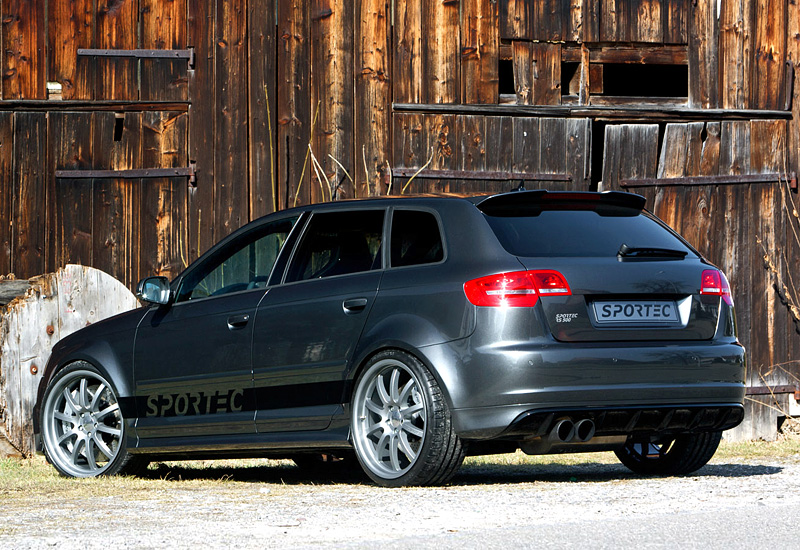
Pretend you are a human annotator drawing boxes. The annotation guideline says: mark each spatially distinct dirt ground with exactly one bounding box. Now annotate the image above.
[2,441,800,549]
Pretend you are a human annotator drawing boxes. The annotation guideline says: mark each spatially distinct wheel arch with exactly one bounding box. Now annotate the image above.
[34,338,133,435]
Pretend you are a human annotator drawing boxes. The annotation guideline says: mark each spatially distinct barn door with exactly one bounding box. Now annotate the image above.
[50,111,190,287]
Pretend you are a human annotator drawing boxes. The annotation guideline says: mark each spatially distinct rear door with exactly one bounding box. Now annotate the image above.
[251,209,385,432]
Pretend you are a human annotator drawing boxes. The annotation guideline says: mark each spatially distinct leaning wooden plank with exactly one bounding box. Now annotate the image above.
[249,0,278,213]
[140,0,189,101]
[462,0,499,105]
[311,0,355,202]
[752,0,787,111]
[688,0,719,109]
[1,0,46,99]
[47,0,93,100]
[95,0,138,100]
[0,265,140,456]
[355,0,391,197]
[14,113,47,278]
[0,113,13,275]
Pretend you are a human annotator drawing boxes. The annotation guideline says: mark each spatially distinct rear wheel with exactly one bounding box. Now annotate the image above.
[41,362,147,478]
[615,431,722,476]
[350,350,464,487]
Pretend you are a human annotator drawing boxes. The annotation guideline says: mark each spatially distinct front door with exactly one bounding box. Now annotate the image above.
[133,216,298,443]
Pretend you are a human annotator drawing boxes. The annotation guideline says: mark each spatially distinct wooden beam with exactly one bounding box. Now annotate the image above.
[562,45,688,65]
[391,168,571,181]
[392,103,792,121]
[621,173,782,188]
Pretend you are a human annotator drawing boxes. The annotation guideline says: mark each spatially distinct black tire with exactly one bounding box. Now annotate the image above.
[40,361,147,478]
[614,431,722,476]
[350,349,464,487]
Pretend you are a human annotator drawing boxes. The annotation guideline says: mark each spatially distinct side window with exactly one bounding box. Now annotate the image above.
[285,210,384,282]
[391,210,444,267]
[176,217,297,302]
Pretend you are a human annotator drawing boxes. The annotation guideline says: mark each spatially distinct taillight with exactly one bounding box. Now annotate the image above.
[700,269,734,306]
[464,270,571,307]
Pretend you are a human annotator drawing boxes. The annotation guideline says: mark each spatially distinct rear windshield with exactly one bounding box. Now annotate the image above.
[484,210,695,258]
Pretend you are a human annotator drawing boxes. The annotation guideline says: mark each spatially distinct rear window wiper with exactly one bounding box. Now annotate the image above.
[617,243,688,259]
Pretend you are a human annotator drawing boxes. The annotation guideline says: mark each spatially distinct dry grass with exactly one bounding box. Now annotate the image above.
[1,434,798,501]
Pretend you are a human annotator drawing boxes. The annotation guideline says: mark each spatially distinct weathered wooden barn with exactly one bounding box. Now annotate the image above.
[0,1,799,437]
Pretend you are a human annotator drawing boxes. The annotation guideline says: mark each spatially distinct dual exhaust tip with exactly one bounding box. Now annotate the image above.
[549,418,596,443]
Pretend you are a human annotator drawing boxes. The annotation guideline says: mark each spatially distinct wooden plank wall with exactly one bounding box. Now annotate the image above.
[623,119,799,394]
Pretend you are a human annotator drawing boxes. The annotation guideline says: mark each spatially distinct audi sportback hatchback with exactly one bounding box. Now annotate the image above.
[34,190,745,486]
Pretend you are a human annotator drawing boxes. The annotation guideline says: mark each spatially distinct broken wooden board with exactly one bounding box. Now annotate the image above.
[0,265,140,457]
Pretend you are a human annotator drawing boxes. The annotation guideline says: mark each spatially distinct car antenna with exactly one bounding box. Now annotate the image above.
[515,180,525,192]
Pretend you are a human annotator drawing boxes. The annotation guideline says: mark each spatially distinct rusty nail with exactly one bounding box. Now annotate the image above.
[46,325,55,336]
[30,364,38,375]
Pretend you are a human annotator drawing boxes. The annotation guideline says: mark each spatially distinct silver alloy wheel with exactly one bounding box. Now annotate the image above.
[352,358,427,480]
[42,368,124,477]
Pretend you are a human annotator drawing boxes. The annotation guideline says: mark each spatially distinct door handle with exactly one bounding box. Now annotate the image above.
[227,314,250,329]
[342,298,368,314]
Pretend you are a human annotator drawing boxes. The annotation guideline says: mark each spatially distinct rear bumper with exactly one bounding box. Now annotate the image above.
[424,338,746,439]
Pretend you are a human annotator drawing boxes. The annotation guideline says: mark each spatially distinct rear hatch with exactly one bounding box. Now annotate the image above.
[477,191,722,342]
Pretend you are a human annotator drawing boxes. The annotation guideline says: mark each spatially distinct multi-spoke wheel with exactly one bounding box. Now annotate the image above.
[41,362,145,478]
[351,350,464,487]
[615,431,722,476]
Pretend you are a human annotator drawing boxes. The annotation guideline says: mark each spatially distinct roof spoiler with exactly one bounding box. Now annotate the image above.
[473,190,647,216]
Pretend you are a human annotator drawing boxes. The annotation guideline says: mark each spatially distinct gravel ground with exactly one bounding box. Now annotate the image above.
[3,454,800,549]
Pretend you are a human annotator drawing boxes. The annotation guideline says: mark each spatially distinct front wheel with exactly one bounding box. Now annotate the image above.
[614,431,722,476]
[40,362,146,478]
[350,350,464,487]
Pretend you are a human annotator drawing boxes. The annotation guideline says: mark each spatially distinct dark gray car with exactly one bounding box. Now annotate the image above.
[34,190,745,486]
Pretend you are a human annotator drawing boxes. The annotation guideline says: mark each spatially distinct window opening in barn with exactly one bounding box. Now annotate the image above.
[600,64,688,99]
[113,113,124,142]
[498,59,515,97]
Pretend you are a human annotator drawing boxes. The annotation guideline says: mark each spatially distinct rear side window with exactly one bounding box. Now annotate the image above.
[485,210,694,258]
[391,210,444,267]
[286,210,384,282]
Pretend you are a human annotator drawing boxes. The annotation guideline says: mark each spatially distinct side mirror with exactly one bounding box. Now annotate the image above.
[136,276,171,305]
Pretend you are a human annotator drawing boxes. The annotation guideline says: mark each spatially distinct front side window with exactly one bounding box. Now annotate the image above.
[285,210,384,282]
[176,217,297,302]
[390,210,444,267]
